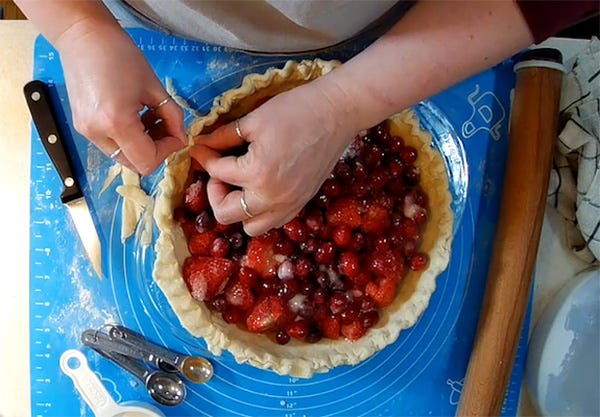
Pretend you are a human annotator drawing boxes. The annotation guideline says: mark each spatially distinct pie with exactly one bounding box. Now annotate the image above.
[152,59,453,378]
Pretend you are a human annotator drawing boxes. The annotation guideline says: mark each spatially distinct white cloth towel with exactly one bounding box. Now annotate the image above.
[548,37,600,263]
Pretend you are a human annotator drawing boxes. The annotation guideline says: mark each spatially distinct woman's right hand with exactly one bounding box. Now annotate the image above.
[55,19,187,174]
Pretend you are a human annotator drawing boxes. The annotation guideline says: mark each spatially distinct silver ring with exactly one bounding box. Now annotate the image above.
[109,147,122,159]
[240,190,254,218]
[150,96,171,111]
[235,119,245,141]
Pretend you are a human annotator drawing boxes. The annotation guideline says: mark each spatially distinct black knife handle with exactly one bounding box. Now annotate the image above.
[24,80,83,204]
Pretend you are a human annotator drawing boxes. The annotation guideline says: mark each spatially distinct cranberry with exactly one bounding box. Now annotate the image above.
[400,146,418,164]
[334,161,353,184]
[275,330,290,345]
[412,187,429,207]
[230,249,245,263]
[304,209,324,235]
[360,297,376,312]
[373,122,391,143]
[332,225,353,249]
[304,326,323,343]
[174,207,189,224]
[329,292,349,314]
[399,218,420,239]
[375,236,390,251]
[314,193,328,208]
[222,306,242,324]
[195,211,214,233]
[277,279,300,301]
[257,280,277,296]
[300,281,315,297]
[413,209,428,226]
[353,162,368,181]
[314,242,336,264]
[227,232,244,249]
[363,144,384,169]
[338,251,360,278]
[340,304,360,324]
[300,238,319,255]
[207,237,229,258]
[294,256,314,279]
[388,157,404,178]
[275,238,296,256]
[409,253,428,271]
[318,224,334,241]
[283,219,309,243]
[350,232,366,252]
[403,165,420,185]
[321,179,343,199]
[207,295,227,312]
[313,288,328,305]
[390,136,404,153]
[286,321,309,339]
[400,239,417,257]
[348,271,371,286]
[386,177,407,195]
[361,310,380,328]
[370,166,391,189]
[351,181,371,199]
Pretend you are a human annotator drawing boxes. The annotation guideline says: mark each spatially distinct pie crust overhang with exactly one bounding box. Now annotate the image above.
[152,59,454,378]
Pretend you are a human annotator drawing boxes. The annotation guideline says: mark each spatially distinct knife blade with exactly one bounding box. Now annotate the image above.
[24,80,103,278]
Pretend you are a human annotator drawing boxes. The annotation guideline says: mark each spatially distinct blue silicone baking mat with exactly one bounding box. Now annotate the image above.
[29,28,529,417]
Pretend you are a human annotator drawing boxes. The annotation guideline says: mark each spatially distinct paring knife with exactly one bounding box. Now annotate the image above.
[24,80,103,278]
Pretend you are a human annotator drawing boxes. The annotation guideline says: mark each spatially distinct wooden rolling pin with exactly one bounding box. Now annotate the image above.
[457,48,564,416]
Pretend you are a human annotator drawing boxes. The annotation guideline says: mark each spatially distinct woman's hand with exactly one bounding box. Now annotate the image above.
[190,77,360,236]
[56,21,187,174]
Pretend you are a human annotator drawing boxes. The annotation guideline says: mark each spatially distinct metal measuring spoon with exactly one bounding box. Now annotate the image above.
[97,348,187,407]
[60,349,166,417]
[108,325,214,384]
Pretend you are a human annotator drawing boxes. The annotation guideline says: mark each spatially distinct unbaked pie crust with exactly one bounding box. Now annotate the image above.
[152,59,454,378]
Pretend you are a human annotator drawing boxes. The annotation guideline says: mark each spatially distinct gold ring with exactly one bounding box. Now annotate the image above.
[240,190,254,218]
[151,96,171,111]
[235,119,245,141]
[109,147,122,159]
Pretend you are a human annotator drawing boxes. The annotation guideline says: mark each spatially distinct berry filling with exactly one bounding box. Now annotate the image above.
[176,120,430,344]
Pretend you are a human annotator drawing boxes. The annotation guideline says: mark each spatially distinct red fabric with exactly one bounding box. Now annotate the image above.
[516,0,599,43]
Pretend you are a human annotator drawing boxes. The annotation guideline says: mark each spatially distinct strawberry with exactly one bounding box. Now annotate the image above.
[224,277,255,310]
[244,235,279,279]
[182,256,236,301]
[365,277,397,308]
[361,204,391,234]
[341,320,367,341]
[188,231,218,256]
[320,314,341,339]
[184,179,209,214]
[326,197,362,229]
[246,296,290,333]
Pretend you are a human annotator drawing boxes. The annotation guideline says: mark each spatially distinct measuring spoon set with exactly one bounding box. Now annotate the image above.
[62,324,213,412]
